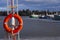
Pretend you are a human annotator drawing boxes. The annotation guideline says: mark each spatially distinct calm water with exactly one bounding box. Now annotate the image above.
[0,16,60,40]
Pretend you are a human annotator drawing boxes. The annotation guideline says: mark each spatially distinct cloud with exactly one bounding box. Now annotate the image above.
[0,0,60,11]
[18,4,29,9]
[25,0,31,2]
[25,0,60,3]
[46,6,60,8]
[0,7,7,11]
[18,4,26,6]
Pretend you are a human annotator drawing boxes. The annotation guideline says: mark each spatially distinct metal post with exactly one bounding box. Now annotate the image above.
[8,34,11,40]
[7,0,11,40]
[16,0,20,40]
[16,0,18,15]
[17,32,20,40]
[12,0,15,14]
[7,0,9,15]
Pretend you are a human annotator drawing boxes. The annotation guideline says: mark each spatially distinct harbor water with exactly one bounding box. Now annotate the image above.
[0,16,60,40]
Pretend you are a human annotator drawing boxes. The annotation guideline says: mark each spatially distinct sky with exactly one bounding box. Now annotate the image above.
[0,0,60,11]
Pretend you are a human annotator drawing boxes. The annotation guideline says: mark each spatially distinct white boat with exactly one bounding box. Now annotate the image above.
[29,13,39,18]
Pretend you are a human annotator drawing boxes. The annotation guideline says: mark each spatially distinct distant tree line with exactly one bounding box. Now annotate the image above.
[0,9,60,16]
[0,11,7,16]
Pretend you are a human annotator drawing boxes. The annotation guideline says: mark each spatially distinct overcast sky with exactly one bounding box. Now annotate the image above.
[0,0,60,11]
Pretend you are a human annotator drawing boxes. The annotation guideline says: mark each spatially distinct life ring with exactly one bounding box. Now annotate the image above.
[3,13,23,34]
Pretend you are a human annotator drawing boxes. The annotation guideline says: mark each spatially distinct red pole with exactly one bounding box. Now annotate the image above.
[11,0,16,40]
[13,36,16,40]
[11,0,14,14]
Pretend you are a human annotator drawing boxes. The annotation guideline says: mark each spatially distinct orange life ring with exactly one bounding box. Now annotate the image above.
[3,13,23,34]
